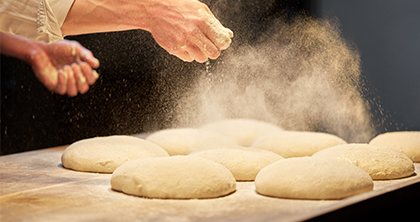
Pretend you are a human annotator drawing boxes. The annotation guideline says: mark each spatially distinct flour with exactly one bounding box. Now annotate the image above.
[172,16,377,143]
[199,8,233,50]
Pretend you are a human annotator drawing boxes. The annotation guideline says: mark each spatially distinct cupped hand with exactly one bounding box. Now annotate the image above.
[145,0,233,63]
[30,40,100,96]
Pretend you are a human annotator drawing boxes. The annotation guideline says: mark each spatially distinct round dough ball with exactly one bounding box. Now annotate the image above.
[313,143,415,180]
[255,157,373,200]
[369,131,420,162]
[200,118,283,146]
[189,146,283,181]
[61,135,169,173]
[251,131,347,158]
[111,156,236,199]
[145,128,238,155]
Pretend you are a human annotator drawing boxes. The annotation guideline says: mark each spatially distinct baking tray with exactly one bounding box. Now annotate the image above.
[0,145,419,222]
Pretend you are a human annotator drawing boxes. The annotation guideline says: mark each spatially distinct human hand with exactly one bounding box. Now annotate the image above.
[30,40,100,96]
[145,0,233,63]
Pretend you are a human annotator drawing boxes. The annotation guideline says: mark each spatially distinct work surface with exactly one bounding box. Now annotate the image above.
[1,146,419,222]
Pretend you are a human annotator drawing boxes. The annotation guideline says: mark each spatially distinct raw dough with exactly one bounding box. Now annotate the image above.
[313,143,415,180]
[251,131,347,158]
[369,131,420,162]
[111,156,236,199]
[200,118,283,147]
[145,128,238,155]
[189,146,283,181]
[255,157,373,200]
[61,135,169,173]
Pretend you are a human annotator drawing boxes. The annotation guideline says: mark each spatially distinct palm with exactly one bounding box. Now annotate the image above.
[30,40,99,96]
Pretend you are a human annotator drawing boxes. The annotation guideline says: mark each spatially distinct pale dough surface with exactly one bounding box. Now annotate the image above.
[111,156,236,199]
[255,157,373,200]
[369,131,420,162]
[200,118,283,146]
[189,146,283,181]
[251,131,347,158]
[145,128,238,155]
[61,135,169,173]
[313,143,415,180]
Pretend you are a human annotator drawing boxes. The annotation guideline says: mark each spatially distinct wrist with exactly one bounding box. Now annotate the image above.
[23,41,46,67]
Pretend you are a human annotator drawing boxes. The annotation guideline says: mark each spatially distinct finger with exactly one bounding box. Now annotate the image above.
[218,28,234,50]
[32,62,58,91]
[198,10,233,50]
[71,43,77,56]
[178,51,194,62]
[186,43,208,63]
[72,63,89,94]
[55,69,68,95]
[166,44,194,62]
[66,66,78,97]
[186,28,221,60]
[70,41,100,68]
[80,62,98,85]
[92,70,99,81]
[198,2,213,15]
[80,49,100,68]
[172,40,207,63]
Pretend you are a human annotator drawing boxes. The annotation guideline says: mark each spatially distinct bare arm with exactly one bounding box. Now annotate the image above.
[61,0,233,63]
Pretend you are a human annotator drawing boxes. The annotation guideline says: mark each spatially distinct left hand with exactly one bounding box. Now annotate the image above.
[30,40,100,96]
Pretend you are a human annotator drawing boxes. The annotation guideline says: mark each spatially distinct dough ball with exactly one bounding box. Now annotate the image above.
[369,131,420,162]
[255,157,373,200]
[313,143,415,180]
[145,128,238,155]
[189,146,283,181]
[200,118,283,146]
[251,131,347,158]
[61,135,169,173]
[111,156,236,199]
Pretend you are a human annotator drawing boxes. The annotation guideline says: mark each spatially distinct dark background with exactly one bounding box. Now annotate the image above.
[313,0,420,134]
[1,0,419,155]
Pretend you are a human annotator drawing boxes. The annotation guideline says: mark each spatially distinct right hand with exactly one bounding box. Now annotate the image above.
[145,0,233,63]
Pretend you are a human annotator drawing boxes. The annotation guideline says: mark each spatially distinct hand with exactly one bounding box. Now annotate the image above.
[145,0,233,63]
[61,0,233,63]
[30,40,100,96]
[1,33,100,96]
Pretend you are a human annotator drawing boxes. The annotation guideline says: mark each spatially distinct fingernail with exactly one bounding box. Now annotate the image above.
[227,28,234,38]
[93,58,100,67]
[79,73,87,83]
[217,38,231,50]
[92,70,99,79]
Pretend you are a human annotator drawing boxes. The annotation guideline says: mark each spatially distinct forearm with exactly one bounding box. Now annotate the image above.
[61,0,152,36]
[60,0,233,62]
[0,32,43,64]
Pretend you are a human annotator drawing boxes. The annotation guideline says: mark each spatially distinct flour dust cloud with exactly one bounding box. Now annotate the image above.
[172,16,377,143]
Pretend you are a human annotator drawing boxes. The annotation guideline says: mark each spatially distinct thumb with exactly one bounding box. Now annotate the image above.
[74,44,100,68]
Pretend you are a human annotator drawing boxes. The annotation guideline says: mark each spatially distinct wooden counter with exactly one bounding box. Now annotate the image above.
[1,146,419,222]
